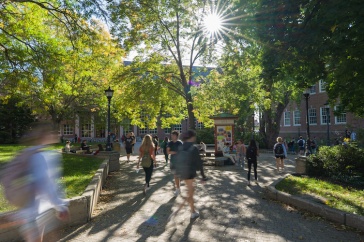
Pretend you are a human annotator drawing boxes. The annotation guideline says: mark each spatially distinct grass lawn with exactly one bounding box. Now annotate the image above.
[0,144,104,213]
[276,175,364,216]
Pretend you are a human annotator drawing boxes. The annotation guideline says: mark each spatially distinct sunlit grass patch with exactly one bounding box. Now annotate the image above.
[276,175,364,216]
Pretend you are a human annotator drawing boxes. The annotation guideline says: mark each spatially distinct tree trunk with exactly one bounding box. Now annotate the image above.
[259,95,290,148]
[186,92,196,130]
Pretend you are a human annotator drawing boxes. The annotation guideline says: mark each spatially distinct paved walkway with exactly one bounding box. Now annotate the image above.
[58,154,364,242]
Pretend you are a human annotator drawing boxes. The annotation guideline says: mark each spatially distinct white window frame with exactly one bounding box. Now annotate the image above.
[308,108,317,125]
[284,111,291,126]
[319,80,326,93]
[63,124,74,135]
[164,128,171,134]
[139,127,148,135]
[81,123,92,137]
[334,106,347,124]
[293,110,301,126]
[320,107,329,125]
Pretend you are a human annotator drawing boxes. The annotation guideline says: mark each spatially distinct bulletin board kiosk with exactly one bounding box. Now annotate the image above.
[210,113,238,157]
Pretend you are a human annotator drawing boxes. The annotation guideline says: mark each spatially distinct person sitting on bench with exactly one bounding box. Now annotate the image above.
[81,140,92,154]
[199,141,207,155]
[223,143,237,164]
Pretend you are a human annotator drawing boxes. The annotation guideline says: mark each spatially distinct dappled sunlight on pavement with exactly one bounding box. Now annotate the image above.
[57,153,364,241]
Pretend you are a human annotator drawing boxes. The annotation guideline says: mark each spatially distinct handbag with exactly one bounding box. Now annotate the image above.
[141,148,152,168]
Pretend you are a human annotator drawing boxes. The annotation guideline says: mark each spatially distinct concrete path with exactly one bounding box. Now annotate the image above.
[58,153,364,242]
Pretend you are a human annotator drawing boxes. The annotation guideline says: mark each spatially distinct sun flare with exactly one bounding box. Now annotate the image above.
[203,13,223,35]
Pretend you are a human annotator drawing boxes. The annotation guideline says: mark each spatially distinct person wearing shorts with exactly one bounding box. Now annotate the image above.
[124,132,134,162]
[273,137,287,172]
[167,130,183,196]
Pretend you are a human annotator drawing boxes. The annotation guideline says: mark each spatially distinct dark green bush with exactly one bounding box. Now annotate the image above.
[307,144,364,182]
[196,128,214,144]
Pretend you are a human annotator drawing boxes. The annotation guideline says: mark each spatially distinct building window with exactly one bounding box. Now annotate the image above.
[149,128,158,134]
[81,123,92,137]
[196,120,204,129]
[139,127,148,135]
[320,107,329,125]
[172,124,182,133]
[293,110,301,126]
[164,128,171,134]
[63,124,74,135]
[284,111,291,126]
[319,80,326,92]
[334,106,347,124]
[308,108,317,125]
[309,85,316,94]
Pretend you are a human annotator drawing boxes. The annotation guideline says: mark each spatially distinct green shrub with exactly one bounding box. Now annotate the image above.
[196,128,214,144]
[307,143,364,183]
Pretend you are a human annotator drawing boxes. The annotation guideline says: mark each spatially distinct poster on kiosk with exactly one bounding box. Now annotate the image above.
[216,125,233,152]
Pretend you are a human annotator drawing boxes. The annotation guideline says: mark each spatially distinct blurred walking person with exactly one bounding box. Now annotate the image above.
[1,122,69,242]
[236,139,246,169]
[176,130,201,219]
[161,136,169,163]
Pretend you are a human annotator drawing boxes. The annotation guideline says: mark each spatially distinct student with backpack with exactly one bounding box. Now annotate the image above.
[175,130,202,219]
[246,139,259,185]
[1,122,69,242]
[137,134,156,194]
[298,136,305,155]
[273,137,288,172]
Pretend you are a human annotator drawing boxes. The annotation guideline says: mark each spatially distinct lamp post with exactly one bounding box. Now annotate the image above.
[303,89,310,155]
[324,101,330,146]
[105,86,114,151]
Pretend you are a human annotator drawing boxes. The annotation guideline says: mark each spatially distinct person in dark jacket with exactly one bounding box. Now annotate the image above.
[246,139,259,186]
[177,130,202,219]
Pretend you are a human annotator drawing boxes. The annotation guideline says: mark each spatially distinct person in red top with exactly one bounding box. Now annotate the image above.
[137,134,156,194]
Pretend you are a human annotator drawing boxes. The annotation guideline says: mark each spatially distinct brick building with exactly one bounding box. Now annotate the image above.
[278,81,364,144]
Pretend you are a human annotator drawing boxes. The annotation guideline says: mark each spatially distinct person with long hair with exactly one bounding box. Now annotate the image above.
[246,139,259,185]
[137,135,156,194]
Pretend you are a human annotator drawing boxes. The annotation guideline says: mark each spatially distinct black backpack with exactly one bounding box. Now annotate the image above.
[246,146,256,160]
[274,143,284,155]
[298,139,304,147]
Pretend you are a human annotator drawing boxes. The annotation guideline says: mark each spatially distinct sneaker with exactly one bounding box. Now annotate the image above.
[173,188,180,197]
[202,177,208,181]
[191,211,200,219]
[146,186,151,191]
[143,184,147,195]
[255,179,258,184]
[248,181,251,186]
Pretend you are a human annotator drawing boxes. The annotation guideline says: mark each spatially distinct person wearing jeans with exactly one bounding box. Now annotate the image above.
[137,135,156,194]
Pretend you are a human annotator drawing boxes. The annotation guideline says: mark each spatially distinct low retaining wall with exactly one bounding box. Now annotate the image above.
[0,152,120,241]
[265,175,364,232]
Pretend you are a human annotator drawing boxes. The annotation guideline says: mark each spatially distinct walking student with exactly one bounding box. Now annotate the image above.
[161,136,169,163]
[273,137,287,172]
[177,130,201,219]
[124,132,134,163]
[246,139,259,185]
[167,130,183,196]
[137,134,156,194]
[236,139,246,169]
